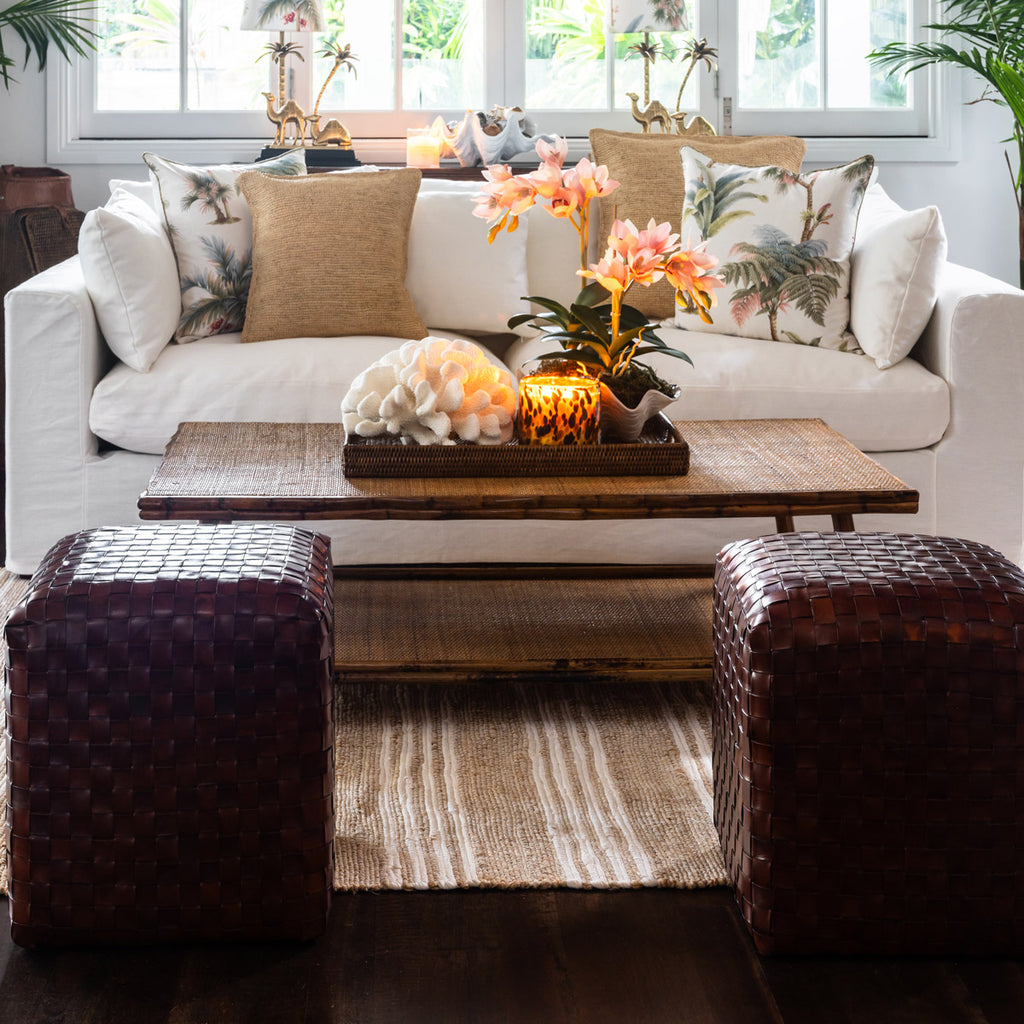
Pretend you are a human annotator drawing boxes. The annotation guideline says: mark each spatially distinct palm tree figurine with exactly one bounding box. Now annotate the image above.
[312,41,357,122]
[257,38,305,110]
[674,37,718,114]
[0,0,96,89]
[626,33,665,110]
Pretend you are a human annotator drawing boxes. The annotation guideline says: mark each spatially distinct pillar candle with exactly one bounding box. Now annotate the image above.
[518,373,600,446]
[406,128,441,168]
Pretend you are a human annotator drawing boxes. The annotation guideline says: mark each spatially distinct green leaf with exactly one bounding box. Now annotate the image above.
[567,302,611,343]
[573,280,611,308]
[522,295,575,322]
[629,347,694,366]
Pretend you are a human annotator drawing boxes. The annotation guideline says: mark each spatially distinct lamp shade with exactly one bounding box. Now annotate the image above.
[240,0,325,32]
[609,0,689,33]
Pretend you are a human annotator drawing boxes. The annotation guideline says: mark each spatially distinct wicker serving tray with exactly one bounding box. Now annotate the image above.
[342,415,690,478]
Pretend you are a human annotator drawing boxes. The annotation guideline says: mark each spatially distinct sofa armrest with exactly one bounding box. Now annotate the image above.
[913,261,1024,562]
[4,255,108,573]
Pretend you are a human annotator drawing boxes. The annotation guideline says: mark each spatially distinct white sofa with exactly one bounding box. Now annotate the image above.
[5,175,1024,576]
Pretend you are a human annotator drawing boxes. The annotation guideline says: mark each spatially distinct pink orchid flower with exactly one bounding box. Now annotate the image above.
[526,159,564,200]
[578,253,629,296]
[568,157,619,204]
[664,244,725,323]
[606,218,642,261]
[635,218,680,259]
[535,136,568,168]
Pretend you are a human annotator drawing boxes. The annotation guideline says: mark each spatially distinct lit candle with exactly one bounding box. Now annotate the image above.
[406,128,441,169]
[518,373,600,446]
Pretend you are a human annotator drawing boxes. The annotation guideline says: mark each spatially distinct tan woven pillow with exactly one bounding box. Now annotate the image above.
[238,168,428,344]
[588,130,807,318]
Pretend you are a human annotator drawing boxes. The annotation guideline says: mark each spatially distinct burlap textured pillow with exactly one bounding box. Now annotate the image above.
[237,169,428,344]
[588,130,807,318]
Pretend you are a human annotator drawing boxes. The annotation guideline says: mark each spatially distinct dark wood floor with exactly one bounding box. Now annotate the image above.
[1,888,1022,1024]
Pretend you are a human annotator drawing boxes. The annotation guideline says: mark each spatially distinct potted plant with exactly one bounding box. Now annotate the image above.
[868,0,1024,287]
[474,136,724,440]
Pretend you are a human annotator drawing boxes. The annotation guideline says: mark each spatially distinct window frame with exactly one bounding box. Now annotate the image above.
[47,0,960,166]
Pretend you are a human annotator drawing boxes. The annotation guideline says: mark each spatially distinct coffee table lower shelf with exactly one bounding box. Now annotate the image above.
[333,574,713,685]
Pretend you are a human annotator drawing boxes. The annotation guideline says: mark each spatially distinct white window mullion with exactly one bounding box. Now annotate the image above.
[179,0,189,112]
[395,0,405,113]
[500,0,523,110]
[697,0,722,131]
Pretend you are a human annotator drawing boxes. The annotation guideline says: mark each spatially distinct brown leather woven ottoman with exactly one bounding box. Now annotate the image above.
[5,523,335,947]
[712,531,1024,956]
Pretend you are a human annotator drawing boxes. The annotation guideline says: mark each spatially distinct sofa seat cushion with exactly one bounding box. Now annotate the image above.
[506,330,949,453]
[90,330,496,455]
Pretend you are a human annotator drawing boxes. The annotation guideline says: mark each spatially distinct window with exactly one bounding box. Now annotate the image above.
[52,0,949,163]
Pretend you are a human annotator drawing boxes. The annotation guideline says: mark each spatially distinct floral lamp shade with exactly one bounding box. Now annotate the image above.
[608,1,689,33]
[240,0,325,32]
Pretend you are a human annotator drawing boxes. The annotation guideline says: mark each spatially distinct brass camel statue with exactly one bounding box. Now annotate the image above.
[262,91,307,147]
[307,115,352,148]
[626,92,674,134]
[671,111,717,137]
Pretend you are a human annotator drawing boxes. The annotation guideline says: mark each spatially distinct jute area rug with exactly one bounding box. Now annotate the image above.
[0,569,727,893]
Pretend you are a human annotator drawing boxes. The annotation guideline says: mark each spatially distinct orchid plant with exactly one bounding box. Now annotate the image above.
[473,135,725,403]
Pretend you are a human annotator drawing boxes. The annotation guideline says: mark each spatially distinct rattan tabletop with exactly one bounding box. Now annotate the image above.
[139,419,918,526]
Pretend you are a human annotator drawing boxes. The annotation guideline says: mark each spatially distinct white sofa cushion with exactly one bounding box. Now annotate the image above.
[852,184,947,369]
[506,329,950,453]
[407,189,530,334]
[89,330,505,455]
[78,187,180,372]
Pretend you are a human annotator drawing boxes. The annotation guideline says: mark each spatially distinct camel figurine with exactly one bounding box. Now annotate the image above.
[307,115,352,148]
[262,92,307,147]
[671,111,717,137]
[626,92,673,134]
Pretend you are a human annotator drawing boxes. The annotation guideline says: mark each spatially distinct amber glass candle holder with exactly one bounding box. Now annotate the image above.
[517,372,601,445]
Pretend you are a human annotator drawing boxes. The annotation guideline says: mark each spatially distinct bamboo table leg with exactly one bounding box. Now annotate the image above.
[775,514,795,532]
[832,513,855,531]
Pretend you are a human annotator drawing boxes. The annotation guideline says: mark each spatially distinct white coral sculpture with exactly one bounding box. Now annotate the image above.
[341,337,517,446]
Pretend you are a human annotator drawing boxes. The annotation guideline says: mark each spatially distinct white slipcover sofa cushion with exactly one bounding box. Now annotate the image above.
[505,330,950,453]
[89,330,494,455]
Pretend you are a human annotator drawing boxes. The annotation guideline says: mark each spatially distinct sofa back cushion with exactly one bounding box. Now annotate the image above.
[852,183,947,369]
[407,189,530,334]
[588,130,807,319]
[79,187,180,372]
[238,167,428,344]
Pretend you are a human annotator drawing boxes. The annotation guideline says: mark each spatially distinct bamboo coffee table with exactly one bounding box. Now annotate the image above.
[139,419,918,685]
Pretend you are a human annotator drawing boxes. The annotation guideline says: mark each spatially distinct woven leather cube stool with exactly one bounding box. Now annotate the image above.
[5,523,335,948]
[712,531,1024,956]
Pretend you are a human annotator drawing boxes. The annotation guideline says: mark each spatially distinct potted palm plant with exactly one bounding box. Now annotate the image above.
[868,0,1024,287]
[0,0,96,88]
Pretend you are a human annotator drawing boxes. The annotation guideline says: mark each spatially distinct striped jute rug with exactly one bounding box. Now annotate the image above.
[0,570,727,893]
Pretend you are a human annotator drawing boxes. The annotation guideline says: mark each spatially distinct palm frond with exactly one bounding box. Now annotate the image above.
[0,0,97,88]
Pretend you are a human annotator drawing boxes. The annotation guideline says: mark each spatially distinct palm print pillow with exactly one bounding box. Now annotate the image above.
[676,148,874,352]
[144,150,307,343]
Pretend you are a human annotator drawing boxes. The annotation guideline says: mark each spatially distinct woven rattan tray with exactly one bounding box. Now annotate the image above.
[342,415,690,478]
